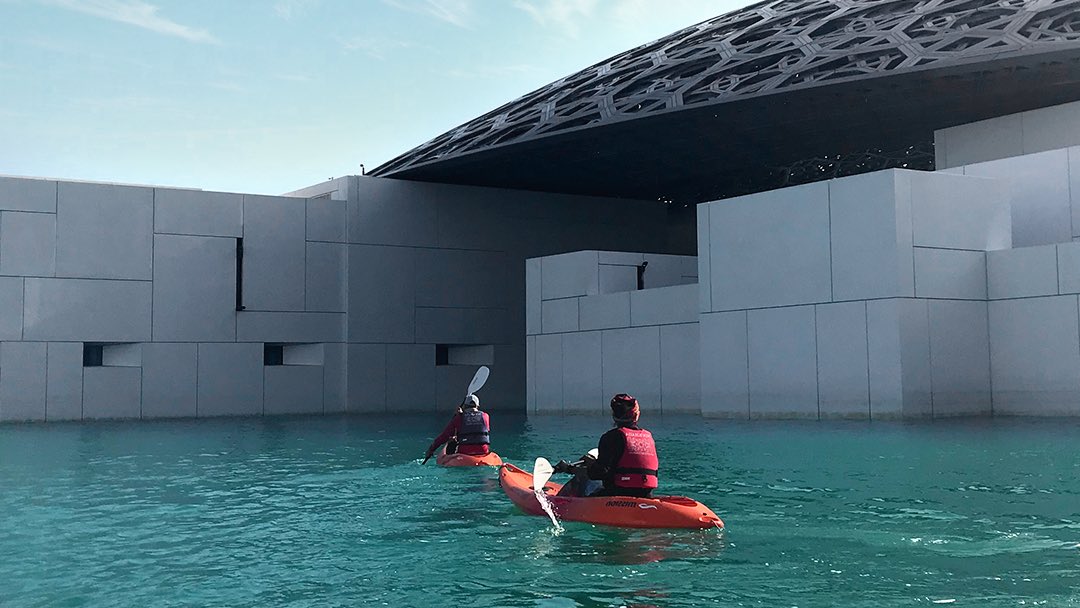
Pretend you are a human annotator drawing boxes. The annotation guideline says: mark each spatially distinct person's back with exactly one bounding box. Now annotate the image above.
[454,404,490,456]
[424,394,490,460]
[586,393,658,498]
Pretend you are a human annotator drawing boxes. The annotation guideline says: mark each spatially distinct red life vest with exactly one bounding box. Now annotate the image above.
[613,427,658,489]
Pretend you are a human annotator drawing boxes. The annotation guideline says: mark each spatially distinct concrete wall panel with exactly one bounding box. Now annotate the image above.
[306,197,347,243]
[929,300,991,416]
[914,248,987,300]
[829,171,909,300]
[323,342,347,413]
[599,264,637,293]
[598,251,643,265]
[936,114,1023,168]
[348,244,415,342]
[989,296,1080,415]
[243,195,305,311]
[867,299,904,419]
[56,182,153,280]
[898,299,933,417]
[153,234,236,341]
[350,178,438,247]
[601,326,662,413]
[631,284,697,327]
[541,297,578,334]
[1021,100,1080,154]
[264,365,324,415]
[906,171,1011,251]
[708,182,832,311]
[0,277,22,340]
[697,204,712,312]
[415,307,508,344]
[46,342,82,421]
[660,323,699,413]
[154,188,242,237]
[1071,147,1080,238]
[963,149,1071,247]
[815,301,869,418]
[526,336,536,412]
[541,251,599,299]
[747,306,818,418]
[988,245,1058,300]
[415,248,509,309]
[641,254,695,289]
[0,342,46,421]
[83,367,141,419]
[386,344,435,411]
[24,278,151,342]
[534,333,562,412]
[305,242,346,313]
[141,343,197,419]
[699,311,748,417]
[1059,241,1080,294]
[526,258,541,335]
[0,177,56,212]
[236,312,345,343]
[1,211,55,276]
[197,343,263,417]
[347,344,386,412]
[579,292,631,331]
[561,331,602,413]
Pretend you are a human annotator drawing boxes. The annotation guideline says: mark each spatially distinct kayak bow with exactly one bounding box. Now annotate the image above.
[499,463,723,529]
[436,447,503,467]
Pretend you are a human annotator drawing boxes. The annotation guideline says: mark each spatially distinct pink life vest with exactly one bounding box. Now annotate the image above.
[613,427,659,489]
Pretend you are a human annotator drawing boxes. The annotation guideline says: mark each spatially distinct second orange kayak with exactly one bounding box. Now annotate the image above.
[499,463,723,529]
[436,448,503,467]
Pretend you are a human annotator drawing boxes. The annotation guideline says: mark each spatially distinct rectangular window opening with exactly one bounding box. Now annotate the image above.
[83,343,103,367]
[264,343,284,366]
[435,344,494,367]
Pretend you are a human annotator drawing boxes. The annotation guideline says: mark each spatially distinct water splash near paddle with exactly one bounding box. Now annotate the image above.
[532,457,564,534]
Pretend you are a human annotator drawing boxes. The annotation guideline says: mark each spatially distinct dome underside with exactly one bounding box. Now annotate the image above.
[372,0,1080,204]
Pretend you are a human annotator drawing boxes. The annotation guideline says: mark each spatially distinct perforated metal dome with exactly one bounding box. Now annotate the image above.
[372,0,1080,204]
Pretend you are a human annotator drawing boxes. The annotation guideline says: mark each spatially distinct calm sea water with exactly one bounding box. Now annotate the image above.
[1,414,1079,607]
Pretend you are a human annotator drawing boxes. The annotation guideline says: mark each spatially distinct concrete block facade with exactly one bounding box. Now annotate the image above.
[0,175,672,422]
[529,160,1078,418]
[525,251,699,414]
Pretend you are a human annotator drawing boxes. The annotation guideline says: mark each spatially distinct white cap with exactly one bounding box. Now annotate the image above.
[464,394,480,408]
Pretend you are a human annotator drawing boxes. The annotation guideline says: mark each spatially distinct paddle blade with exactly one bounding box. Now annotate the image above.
[587,448,599,460]
[467,366,490,396]
[532,457,554,492]
[532,457,562,530]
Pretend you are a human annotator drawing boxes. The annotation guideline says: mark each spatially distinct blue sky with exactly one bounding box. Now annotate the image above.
[1,0,753,195]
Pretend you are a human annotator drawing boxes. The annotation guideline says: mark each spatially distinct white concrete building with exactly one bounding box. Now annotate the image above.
[528,100,1080,418]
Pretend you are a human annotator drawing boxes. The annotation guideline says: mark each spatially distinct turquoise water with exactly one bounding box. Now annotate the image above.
[1,414,1079,607]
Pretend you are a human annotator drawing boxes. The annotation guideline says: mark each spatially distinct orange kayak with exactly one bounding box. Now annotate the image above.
[436,448,503,467]
[499,463,723,529]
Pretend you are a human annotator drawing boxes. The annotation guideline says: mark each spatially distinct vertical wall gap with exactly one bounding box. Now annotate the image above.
[744,311,751,420]
[813,305,821,421]
[864,301,872,420]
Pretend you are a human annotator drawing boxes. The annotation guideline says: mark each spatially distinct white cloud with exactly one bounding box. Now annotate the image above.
[447,63,541,79]
[44,0,217,43]
[274,0,317,20]
[380,0,473,28]
[512,0,599,38]
[341,36,413,60]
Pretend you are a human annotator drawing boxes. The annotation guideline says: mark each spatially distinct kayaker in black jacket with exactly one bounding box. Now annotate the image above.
[555,393,659,498]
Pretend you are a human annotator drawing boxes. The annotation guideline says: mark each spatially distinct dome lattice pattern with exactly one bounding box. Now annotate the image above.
[374,0,1080,175]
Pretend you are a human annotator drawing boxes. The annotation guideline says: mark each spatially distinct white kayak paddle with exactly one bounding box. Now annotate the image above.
[532,457,561,529]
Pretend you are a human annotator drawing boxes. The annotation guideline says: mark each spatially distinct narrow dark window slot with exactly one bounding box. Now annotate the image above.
[235,237,246,311]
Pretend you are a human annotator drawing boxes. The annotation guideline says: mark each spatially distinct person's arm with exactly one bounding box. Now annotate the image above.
[426,414,461,456]
[586,430,623,480]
